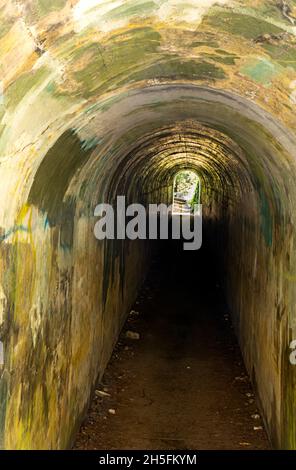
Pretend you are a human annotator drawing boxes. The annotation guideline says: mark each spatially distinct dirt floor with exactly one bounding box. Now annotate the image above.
[74,242,270,450]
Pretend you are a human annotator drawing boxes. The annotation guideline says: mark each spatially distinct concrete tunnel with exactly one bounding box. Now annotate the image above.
[0,0,296,450]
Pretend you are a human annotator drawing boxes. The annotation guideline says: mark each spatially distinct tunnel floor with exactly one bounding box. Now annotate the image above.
[74,244,270,450]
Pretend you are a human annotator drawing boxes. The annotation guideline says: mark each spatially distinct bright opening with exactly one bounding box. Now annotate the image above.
[173,170,200,214]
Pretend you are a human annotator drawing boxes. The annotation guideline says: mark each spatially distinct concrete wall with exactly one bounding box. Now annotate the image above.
[0,0,296,449]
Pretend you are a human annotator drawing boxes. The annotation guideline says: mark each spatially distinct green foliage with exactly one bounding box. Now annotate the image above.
[174,171,198,195]
[189,182,201,208]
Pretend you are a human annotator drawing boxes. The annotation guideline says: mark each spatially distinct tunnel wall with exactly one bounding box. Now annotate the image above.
[223,180,296,449]
[0,192,153,449]
[200,115,296,449]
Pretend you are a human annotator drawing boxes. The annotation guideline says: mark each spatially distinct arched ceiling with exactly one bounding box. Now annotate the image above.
[0,1,296,230]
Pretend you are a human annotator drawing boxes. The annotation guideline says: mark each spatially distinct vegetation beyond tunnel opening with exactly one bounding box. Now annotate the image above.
[172,170,200,214]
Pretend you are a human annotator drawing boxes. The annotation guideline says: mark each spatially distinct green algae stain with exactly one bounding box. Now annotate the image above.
[262,44,296,71]
[256,1,285,21]
[36,0,67,17]
[102,0,157,21]
[241,58,280,84]
[191,40,220,48]
[0,8,14,40]
[73,27,161,97]
[125,59,226,83]
[215,49,238,56]
[6,67,50,109]
[203,53,237,65]
[256,0,296,25]
[28,130,93,226]
[204,11,284,40]
[0,370,8,449]
[259,188,273,247]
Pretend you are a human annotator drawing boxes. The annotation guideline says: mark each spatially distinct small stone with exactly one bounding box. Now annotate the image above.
[108,408,116,415]
[235,375,248,382]
[129,310,139,316]
[251,413,260,420]
[254,426,263,431]
[95,389,110,398]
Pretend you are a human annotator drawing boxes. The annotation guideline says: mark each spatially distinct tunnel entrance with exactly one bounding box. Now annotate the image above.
[74,236,270,450]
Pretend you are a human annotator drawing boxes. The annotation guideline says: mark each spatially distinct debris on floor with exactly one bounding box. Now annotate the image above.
[129,310,139,316]
[95,390,111,398]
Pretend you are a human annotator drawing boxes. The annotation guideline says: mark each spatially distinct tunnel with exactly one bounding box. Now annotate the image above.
[0,0,296,451]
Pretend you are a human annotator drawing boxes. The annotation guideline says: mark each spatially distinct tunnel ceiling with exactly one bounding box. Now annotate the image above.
[95,122,252,204]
